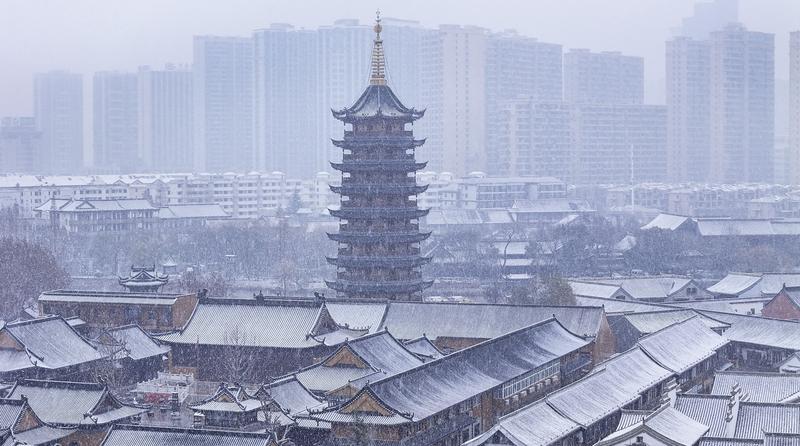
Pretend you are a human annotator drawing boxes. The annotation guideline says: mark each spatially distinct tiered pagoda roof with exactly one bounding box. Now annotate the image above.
[326,12,432,300]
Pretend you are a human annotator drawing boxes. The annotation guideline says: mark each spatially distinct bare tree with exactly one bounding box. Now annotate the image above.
[0,237,70,319]
[221,327,253,382]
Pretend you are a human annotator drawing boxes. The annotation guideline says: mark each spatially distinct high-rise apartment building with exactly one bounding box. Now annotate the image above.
[789,31,800,184]
[93,72,138,172]
[138,65,193,172]
[563,49,644,105]
[253,24,318,177]
[486,32,562,175]
[419,25,489,176]
[673,0,739,40]
[667,23,774,184]
[666,37,711,182]
[34,71,83,173]
[708,24,774,183]
[495,100,571,179]
[497,101,666,185]
[193,36,253,173]
[0,117,41,173]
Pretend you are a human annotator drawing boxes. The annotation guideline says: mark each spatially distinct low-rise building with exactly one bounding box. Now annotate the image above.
[98,425,276,446]
[38,290,198,332]
[35,198,158,233]
[468,317,728,446]
[570,276,711,303]
[761,286,800,321]
[310,318,592,446]
[711,371,800,403]
[294,331,426,400]
[594,405,709,446]
[92,324,171,383]
[0,398,76,446]
[0,316,106,381]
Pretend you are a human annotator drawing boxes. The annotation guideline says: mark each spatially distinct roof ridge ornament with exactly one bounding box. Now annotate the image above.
[369,9,386,86]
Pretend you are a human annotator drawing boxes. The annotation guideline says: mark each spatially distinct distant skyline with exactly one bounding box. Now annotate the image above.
[1,0,798,117]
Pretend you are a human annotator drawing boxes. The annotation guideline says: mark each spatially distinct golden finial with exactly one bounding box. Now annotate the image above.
[369,8,386,85]
[374,9,382,36]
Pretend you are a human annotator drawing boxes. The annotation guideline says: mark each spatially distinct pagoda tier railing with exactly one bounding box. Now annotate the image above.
[325,279,434,294]
[329,208,429,219]
[326,255,431,268]
[328,231,430,244]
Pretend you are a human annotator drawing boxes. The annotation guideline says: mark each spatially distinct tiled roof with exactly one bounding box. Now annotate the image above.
[641,213,691,231]
[258,376,325,415]
[699,438,763,446]
[464,401,580,446]
[765,433,800,446]
[99,424,274,446]
[39,290,184,306]
[403,336,444,361]
[105,325,171,361]
[0,316,105,374]
[636,317,729,374]
[712,372,800,403]
[623,310,730,334]
[315,318,590,425]
[7,380,145,426]
[381,302,605,340]
[157,300,368,348]
[596,406,709,446]
[674,394,731,437]
[294,331,423,393]
[548,348,672,426]
[735,403,800,439]
[699,311,800,351]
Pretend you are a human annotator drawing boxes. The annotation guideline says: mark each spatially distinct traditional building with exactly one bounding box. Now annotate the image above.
[190,383,265,429]
[0,316,106,381]
[38,290,198,332]
[761,286,800,321]
[118,266,168,292]
[310,318,592,446]
[326,14,432,300]
[99,425,276,446]
[92,324,171,384]
[0,398,76,446]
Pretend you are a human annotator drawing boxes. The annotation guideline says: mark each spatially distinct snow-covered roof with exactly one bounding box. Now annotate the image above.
[674,394,731,437]
[636,317,729,374]
[623,310,729,334]
[464,400,580,446]
[313,318,590,425]
[573,295,669,314]
[99,425,274,446]
[0,317,106,375]
[549,348,672,427]
[258,376,325,416]
[157,204,230,219]
[40,290,186,306]
[380,302,606,340]
[705,274,764,297]
[569,281,627,300]
[157,300,372,349]
[641,213,692,231]
[35,198,156,212]
[294,331,424,393]
[7,379,145,426]
[596,406,709,446]
[105,325,171,361]
[575,276,700,300]
[712,372,800,403]
[402,336,444,361]
[699,311,800,351]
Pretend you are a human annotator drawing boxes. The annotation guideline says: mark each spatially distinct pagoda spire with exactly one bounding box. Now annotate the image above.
[369,9,387,86]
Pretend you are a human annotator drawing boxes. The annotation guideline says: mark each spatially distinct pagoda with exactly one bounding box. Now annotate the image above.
[119,265,168,293]
[326,12,433,300]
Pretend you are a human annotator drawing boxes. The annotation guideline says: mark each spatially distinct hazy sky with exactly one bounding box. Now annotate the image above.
[2,0,799,118]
